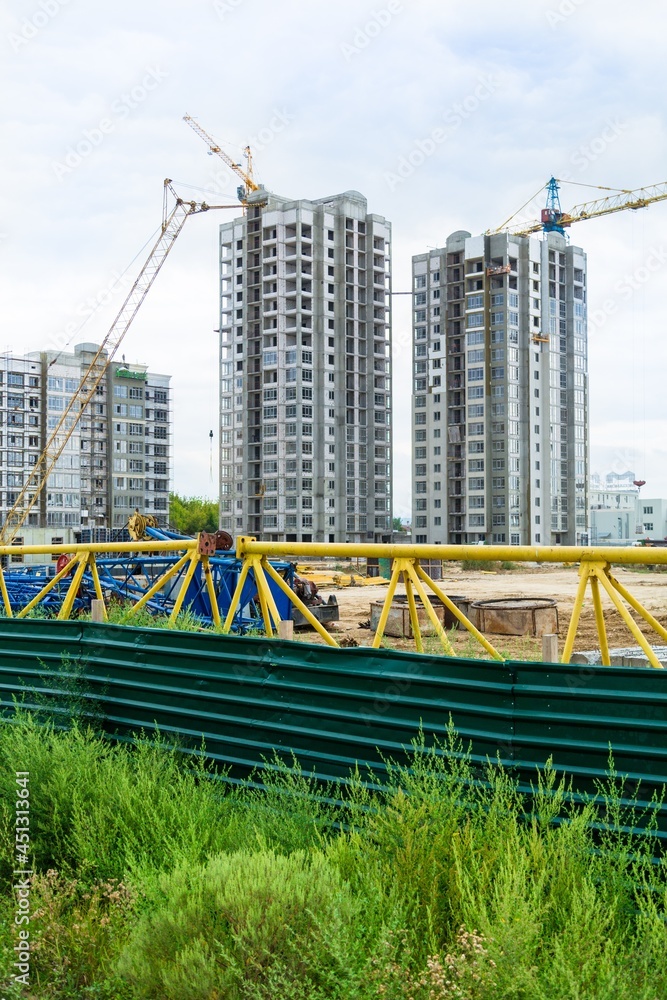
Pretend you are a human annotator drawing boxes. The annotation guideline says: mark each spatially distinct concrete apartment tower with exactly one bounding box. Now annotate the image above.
[218,190,392,543]
[10,343,172,532]
[0,354,44,530]
[411,231,589,545]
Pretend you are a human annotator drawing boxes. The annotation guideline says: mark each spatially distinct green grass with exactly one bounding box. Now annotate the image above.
[0,716,665,998]
[460,559,500,572]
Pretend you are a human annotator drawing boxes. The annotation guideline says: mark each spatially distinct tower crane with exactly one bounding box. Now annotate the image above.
[0,180,239,545]
[183,114,264,205]
[488,175,667,495]
[490,176,667,237]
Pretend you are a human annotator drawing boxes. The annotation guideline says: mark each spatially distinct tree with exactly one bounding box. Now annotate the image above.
[169,494,219,535]
[392,516,404,532]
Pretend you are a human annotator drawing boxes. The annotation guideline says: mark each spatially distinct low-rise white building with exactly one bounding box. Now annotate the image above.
[590,488,667,544]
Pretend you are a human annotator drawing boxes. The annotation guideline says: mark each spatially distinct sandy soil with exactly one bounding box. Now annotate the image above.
[296,564,667,658]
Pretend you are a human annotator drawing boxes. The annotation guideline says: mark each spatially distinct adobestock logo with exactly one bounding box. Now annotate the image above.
[545,0,587,28]
[384,76,501,192]
[51,67,169,182]
[247,109,294,150]
[202,109,294,199]
[568,118,627,171]
[8,0,70,53]
[588,245,667,337]
[213,0,245,19]
[340,2,403,61]
[48,268,135,354]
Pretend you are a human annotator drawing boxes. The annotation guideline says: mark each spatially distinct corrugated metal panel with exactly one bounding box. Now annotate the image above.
[512,662,667,787]
[0,619,665,837]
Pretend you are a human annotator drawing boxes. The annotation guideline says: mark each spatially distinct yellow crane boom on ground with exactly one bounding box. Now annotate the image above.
[0,181,238,545]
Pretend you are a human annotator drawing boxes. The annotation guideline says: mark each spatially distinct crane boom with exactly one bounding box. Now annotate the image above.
[492,178,667,237]
[1,181,238,544]
[183,114,258,202]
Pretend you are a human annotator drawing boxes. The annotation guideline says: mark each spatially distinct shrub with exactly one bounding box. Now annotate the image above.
[118,849,362,999]
[25,869,135,994]
[0,715,231,883]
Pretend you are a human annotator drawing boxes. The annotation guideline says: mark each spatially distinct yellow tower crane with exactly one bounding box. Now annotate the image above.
[0,180,239,545]
[489,176,667,237]
[183,114,264,205]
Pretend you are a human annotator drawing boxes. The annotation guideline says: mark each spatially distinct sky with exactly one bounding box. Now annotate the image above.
[2,0,666,519]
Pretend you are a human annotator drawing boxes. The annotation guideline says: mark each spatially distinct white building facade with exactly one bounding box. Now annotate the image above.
[219,190,392,543]
[411,231,589,546]
[0,344,171,535]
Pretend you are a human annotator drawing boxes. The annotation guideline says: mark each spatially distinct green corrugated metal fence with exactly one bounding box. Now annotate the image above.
[0,618,665,837]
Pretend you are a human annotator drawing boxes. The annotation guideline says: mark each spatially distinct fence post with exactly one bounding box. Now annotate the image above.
[91,599,105,623]
[278,620,294,641]
[542,633,559,663]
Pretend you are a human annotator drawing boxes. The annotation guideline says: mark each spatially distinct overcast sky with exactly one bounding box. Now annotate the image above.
[2,0,666,516]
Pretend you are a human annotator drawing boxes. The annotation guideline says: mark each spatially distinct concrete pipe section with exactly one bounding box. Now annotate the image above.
[468,597,558,637]
[369,594,470,639]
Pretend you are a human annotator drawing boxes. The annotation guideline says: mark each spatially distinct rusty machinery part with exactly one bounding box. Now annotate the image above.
[128,510,160,542]
[215,530,234,551]
[55,554,74,575]
[198,530,234,556]
[293,575,324,606]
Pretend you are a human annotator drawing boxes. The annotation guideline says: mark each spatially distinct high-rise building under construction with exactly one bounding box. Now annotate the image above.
[218,190,392,543]
[411,231,589,545]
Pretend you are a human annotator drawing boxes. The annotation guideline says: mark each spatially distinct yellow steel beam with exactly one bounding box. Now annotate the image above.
[253,556,282,636]
[235,537,667,567]
[0,540,197,557]
[87,553,107,621]
[561,563,593,663]
[222,558,252,633]
[202,558,221,628]
[57,553,88,620]
[403,574,423,653]
[589,572,610,666]
[239,555,273,635]
[3,537,667,567]
[129,552,191,615]
[606,570,667,646]
[261,558,339,646]
[592,565,664,669]
[16,556,84,619]
[414,564,504,661]
[168,552,200,623]
[370,559,403,648]
[404,561,456,656]
[0,566,13,617]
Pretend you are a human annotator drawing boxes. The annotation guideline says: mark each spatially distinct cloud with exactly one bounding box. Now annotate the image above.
[1,0,666,512]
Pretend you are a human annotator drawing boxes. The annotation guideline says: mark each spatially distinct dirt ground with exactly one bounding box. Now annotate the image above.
[296,564,667,658]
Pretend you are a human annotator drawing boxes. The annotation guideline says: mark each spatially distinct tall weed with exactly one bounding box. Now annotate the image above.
[0,717,665,998]
[118,849,362,1000]
[0,715,231,883]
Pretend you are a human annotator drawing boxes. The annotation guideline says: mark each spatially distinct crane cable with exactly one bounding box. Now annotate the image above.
[641,210,647,482]
[46,223,163,369]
